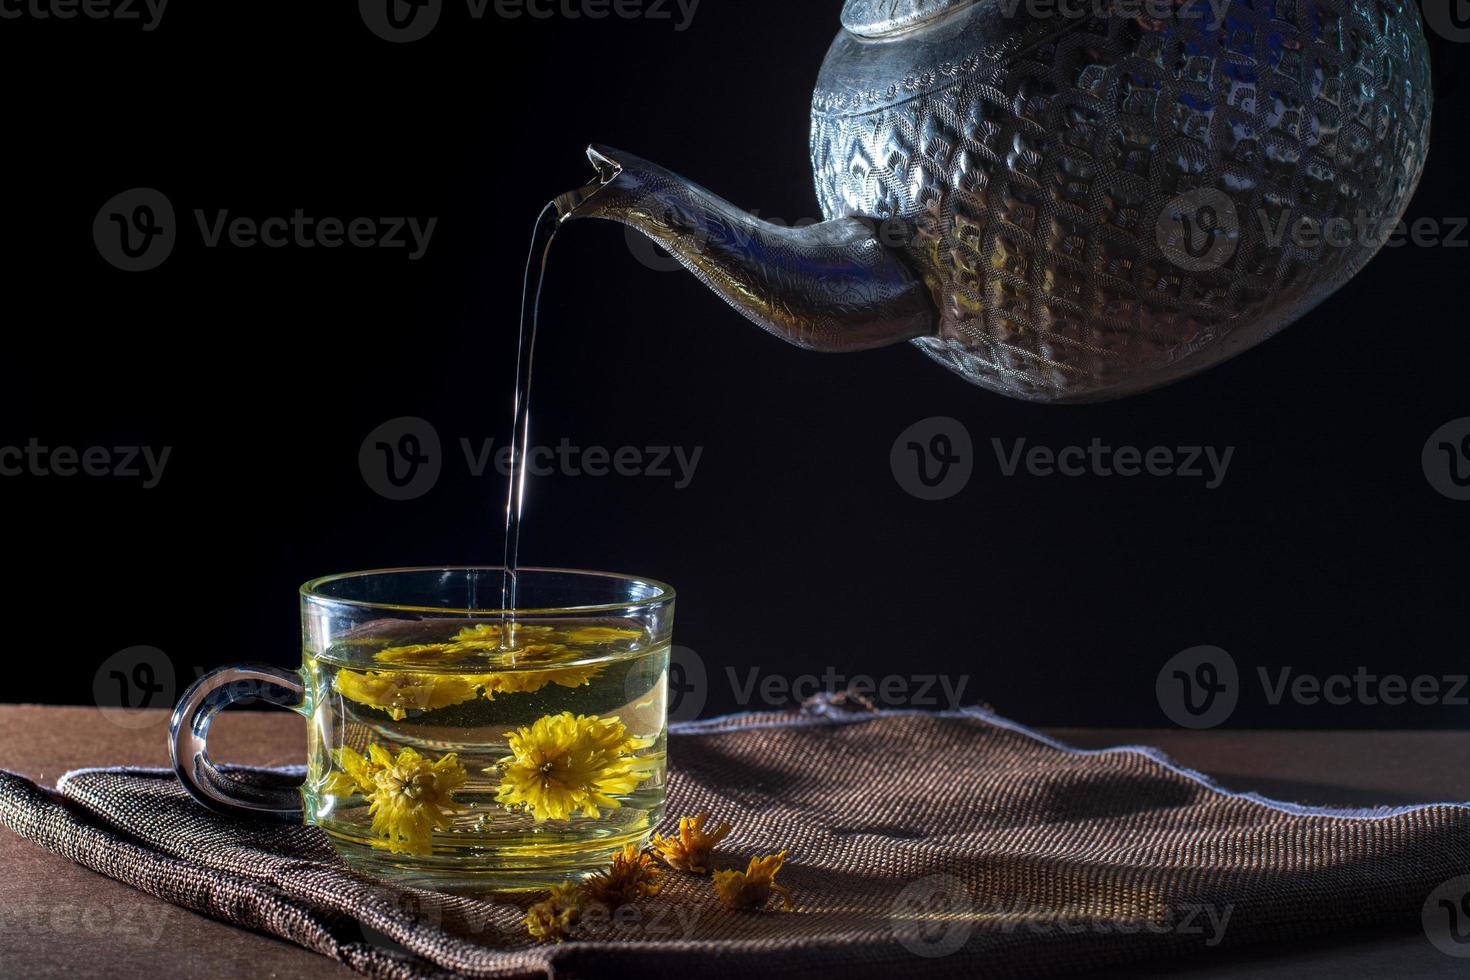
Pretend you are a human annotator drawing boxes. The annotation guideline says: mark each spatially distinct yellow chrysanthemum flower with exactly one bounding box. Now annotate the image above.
[491,712,652,822]
[354,744,467,855]
[524,882,583,943]
[713,851,794,911]
[581,843,663,908]
[452,623,557,646]
[374,642,469,667]
[483,665,603,698]
[333,669,484,720]
[651,814,732,874]
[321,743,384,798]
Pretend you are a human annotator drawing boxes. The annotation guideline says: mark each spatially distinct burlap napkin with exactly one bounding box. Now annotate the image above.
[1,704,1466,979]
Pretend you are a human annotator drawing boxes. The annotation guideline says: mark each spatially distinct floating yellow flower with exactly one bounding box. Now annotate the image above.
[713,851,794,911]
[333,669,484,720]
[483,665,603,698]
[374,642,469,668]
[524,882,582,943]
[321,744,384,798]
[491,712,652,822]
[347,744,467,855]
[582,843,663,908]
[453,623,557,646]
[651,814,732,874]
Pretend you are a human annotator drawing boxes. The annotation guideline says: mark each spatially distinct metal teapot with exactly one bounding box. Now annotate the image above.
[562,0,1432,402]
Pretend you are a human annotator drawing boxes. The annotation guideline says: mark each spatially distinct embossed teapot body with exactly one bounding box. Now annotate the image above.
[564,0,1432,401]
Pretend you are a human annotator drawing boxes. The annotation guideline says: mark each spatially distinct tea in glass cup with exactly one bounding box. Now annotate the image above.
[170,567,673,891]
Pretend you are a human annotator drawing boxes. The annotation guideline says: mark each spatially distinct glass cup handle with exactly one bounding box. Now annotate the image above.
[168,664,307,822]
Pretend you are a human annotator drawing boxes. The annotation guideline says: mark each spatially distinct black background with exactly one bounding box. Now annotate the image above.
[1,0,1466,728]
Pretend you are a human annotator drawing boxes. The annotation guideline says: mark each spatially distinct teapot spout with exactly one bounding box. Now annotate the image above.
[558,145,936,353]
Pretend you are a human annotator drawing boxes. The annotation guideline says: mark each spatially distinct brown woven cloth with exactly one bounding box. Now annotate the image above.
[1,705,1467,979]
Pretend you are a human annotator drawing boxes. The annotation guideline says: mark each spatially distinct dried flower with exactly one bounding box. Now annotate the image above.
[321,744,384,798]
[713,851,793,911]
[651,814,732,874]
[524,882,583,943]
[348,744,467,855]
[582,843,663,907]
[452,623,558,647]
[483,665,603,698]
[491,712,652,822]
[374,642,471,668]
[333,669,484,720]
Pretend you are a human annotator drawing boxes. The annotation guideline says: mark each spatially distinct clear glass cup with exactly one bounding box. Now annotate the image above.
[170,567,674,891]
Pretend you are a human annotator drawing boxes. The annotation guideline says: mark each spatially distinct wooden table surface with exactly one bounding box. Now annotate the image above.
[1,705,1465,979]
